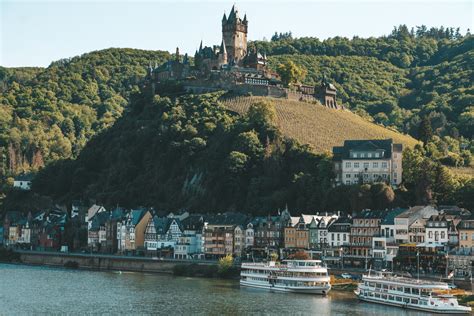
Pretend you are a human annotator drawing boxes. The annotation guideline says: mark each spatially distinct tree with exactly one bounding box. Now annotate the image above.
[276,60,307,86]
[247,100,277,128]
[218,254,234,274]
[418,116,433,144]
[371,183,395,210]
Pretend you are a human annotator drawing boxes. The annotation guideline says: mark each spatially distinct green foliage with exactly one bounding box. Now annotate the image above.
[31,93,335,213]
[276,60,307,86]
[0,48,170,183]
[218,254,234,273]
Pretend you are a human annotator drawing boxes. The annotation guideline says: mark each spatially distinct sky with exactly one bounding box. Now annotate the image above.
[1,0,473,67]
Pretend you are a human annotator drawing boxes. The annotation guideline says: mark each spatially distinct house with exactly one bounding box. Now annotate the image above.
[327,216,351,248]
[122,208,152,253]
[332,139,403,186]
[284,216,309,249]
[425,215,451,245]
[3,211,24,247]
[394,205,438,243]
[71,200,88,222]
[87,211,109,251]
[37,210,68,250]
[13,174,33,190]
[252,209,290,253]
[145,215,183,256]
[458,219,474,249]
[307,213,338,249]
[203,212,248,259]
[347,209,387,268]
[372,208,406,269]
[104,207,125,254]
[244,222,254,249]
[174,215,206,259]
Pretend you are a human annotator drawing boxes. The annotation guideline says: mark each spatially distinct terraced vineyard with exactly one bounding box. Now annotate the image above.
[221,96,419,153]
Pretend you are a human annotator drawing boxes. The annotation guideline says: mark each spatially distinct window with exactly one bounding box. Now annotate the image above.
[373,162,379,168]
[345,162,351,168]
[364,162,369,169]
[346,174,351,178]
[354,162,360,168]
[368,153,372,158]
[441,231,445,239]
[353,153,358,158]
[393,163,397,169]
[428,231,433,238]
[375,153,379,158]
[345,180,350,185]
[382,162,387,168]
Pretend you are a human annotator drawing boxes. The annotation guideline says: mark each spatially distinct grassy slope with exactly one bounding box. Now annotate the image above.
[222,96,419,153]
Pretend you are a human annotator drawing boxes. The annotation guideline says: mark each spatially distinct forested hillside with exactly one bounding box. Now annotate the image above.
[0,48,170,177]
[0,26,472,201]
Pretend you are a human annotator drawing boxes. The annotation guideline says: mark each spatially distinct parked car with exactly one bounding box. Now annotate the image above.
[341,273,352,279]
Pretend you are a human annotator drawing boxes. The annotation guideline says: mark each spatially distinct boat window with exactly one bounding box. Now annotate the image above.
[403,298,410,303]
[388,295,394,301]
[396,296,402,302]
[382,294,387,299]
[412,288,419,295]
[411,299,418,304]
[396,286,403,292]
[376,283,382,289]
[382,284,389,289]
[421,289,430,297]
[369,282,375,287]
[369,292,374,297]
[404,287,411,294]
[375,293,381,298]
[389,285,396,290]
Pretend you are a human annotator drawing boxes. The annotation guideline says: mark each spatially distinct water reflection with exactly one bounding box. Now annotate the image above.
[0,264,430,315]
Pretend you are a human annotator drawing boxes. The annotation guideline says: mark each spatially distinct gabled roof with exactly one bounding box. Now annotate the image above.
[328,217,352,233]
[181,214,204,231]
[382,208,407,225]
[130,208,148,226]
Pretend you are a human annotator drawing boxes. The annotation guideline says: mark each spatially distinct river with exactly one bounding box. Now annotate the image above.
[0,263,433,315]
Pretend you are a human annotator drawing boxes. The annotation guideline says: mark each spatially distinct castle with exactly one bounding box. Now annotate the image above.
[147,5,341,109]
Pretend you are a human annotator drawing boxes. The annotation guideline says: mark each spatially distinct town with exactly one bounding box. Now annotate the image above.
[3,139,473,281]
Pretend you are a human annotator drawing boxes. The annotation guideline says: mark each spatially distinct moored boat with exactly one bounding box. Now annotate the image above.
[356,271,471,314]
[240,259,331,294]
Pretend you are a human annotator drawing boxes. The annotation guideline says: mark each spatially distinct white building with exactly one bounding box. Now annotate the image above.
[332,139,403,186]
[394,206,438,243]
[327,217,351,248]
[13,174,33,190]
[425,215,450,245]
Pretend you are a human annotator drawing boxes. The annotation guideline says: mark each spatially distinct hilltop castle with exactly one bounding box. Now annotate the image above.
[147,5,341,109]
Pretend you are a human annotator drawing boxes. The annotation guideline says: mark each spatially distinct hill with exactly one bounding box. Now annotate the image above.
[222,97,418,152]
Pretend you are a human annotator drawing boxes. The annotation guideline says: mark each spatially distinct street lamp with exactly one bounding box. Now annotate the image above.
[339,247,344,269]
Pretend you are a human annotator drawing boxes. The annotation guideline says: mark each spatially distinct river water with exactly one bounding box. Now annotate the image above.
[0,264,432,315]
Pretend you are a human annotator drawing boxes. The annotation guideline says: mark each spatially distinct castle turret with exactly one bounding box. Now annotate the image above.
[218,39,228,65]
[222,5,248,65]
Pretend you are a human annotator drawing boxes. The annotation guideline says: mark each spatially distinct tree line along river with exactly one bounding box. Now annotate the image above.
[0,263,432,315]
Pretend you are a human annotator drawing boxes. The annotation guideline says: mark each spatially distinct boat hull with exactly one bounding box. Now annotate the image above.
[240,280,331,295]
[357,294,471,314]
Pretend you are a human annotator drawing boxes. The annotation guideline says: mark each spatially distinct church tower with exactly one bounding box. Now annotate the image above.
[222,5,248,64]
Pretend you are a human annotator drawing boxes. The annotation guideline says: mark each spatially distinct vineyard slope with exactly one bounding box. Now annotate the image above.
[221,96,419,153]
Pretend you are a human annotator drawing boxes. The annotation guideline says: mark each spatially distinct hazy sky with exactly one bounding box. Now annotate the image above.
[1,0,472,67]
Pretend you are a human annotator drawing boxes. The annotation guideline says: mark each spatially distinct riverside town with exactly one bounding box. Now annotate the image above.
[1,2,473,315]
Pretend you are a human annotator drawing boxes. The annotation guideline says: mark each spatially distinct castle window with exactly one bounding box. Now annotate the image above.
[345,162,351,168]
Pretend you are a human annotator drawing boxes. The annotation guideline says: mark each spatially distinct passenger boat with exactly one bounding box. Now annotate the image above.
[240,260,331,294]
[355,271,471,314]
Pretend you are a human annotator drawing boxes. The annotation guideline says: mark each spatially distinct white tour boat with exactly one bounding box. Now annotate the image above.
[355,271,471,314]
[240,260,331,294]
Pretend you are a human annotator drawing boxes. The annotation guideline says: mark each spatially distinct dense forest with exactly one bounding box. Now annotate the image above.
[0,25,472,214]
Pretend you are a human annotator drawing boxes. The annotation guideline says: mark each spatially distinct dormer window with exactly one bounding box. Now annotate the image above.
[368,153,372,158]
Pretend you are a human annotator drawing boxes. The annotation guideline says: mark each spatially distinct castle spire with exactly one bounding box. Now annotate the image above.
[199,40,203,52]
[243,13,247,23]
[222,12,227,23]
[175,47,180,61]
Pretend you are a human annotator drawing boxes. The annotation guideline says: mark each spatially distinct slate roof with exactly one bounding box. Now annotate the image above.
[89,211,109,231]
[328,217,352,233]
[14,173,34,181]
[332,139,402,160]
[181,214,205,231]
[354,209,387,219]
[130,208,147,226]
[207,212,249,226]
[381,208,407,225]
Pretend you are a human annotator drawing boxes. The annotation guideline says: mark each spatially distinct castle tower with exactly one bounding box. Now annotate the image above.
[222,5,248,65]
